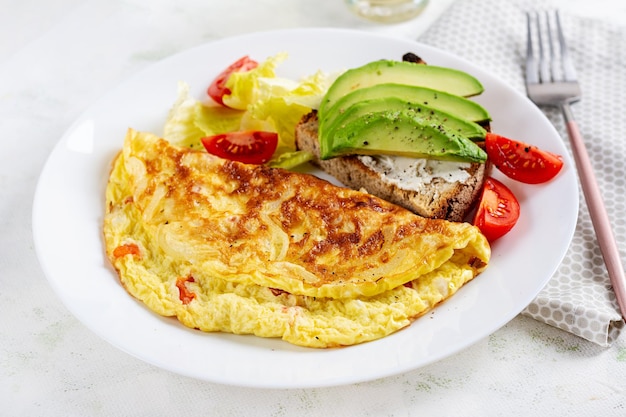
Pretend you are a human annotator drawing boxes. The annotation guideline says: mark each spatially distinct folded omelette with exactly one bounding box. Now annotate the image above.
[103,129,490,347]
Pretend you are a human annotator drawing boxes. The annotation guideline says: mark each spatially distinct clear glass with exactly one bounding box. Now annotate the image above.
[345,0,429,23]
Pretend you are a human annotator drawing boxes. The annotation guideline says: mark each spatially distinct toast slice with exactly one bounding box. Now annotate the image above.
[295,110,490,222]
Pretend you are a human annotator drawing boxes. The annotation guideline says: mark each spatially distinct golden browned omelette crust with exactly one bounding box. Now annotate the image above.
[103,129,491,347]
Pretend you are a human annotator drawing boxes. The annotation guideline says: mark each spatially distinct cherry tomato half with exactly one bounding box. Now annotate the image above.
[485,133,563,184]
[201,131,278,165]
[207,56,258,106]
[473,177,520,242]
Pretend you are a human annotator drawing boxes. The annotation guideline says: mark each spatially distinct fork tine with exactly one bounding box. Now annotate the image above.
[545,11,560,82]
[536,12,551,83]
[525,12,539,84]
[556,10,577,81]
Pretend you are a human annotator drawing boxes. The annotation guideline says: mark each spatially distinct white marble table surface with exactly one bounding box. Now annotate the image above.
[2,0,626,415]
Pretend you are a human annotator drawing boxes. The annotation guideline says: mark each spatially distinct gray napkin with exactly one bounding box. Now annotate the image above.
[418,0,626,346]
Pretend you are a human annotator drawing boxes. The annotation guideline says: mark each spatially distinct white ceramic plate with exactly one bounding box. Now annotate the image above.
[32,28,578,389]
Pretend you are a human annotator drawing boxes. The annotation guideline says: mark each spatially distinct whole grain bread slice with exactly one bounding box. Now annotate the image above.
[295,111,490,222]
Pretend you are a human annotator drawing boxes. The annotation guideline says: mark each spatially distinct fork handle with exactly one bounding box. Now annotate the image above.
[562,104,626,321]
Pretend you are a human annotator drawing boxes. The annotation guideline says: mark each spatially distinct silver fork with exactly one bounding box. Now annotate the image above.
[525,10,626,321]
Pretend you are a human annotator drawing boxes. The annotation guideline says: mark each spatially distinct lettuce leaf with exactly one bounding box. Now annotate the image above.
[221,53,288,110]
[163,82,242,149]
[268,150,314,169]
[248,70,334,155]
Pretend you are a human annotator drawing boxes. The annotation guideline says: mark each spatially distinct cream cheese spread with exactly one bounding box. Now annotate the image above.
[358,155,472,192]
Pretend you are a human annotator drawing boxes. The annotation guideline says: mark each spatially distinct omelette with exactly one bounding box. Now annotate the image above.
[103,129,490,347]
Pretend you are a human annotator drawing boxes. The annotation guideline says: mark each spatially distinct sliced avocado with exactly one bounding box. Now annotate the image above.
[318,60,484,118]
[320,83,491,131]
[320,96,487,148]
[321,109,487,163]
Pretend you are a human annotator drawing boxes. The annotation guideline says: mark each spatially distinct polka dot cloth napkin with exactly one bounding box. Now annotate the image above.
[419,0,626,346]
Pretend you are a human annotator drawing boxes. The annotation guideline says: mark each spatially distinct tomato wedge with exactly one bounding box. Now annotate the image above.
[473,177,520,242]
[207,55,258,106]
[485,133,563,184]
[201,131,278,164]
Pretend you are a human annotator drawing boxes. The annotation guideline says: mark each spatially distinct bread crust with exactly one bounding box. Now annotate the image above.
[295,111,489,222]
